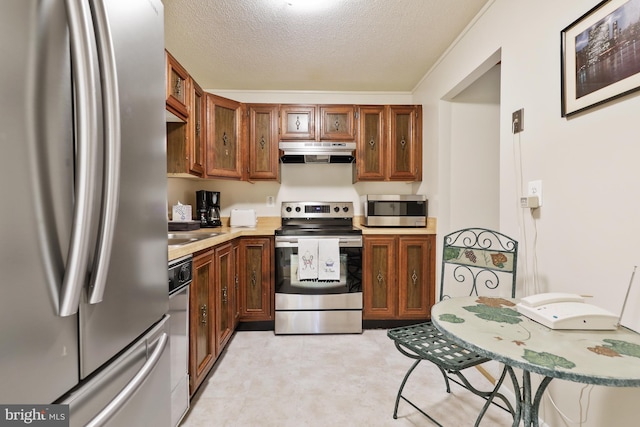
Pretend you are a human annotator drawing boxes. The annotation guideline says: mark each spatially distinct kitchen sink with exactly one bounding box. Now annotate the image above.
[168,232,221,247]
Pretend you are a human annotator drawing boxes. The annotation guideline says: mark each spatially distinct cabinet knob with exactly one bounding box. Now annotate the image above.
[222,131,228,146]
[369,137,375,148]
[251,270,257,287]
[222,287,228,303]
[259,135,266,149]
[334,118,340,131]
[376,271,384,284]
[295,116,301,130]
[400,136,406,148]
[411,269,418,285]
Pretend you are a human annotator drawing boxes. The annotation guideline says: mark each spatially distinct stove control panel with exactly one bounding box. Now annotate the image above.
[281,201,353,219]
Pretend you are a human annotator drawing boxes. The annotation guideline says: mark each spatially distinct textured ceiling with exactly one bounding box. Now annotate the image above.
[164,0,489,92]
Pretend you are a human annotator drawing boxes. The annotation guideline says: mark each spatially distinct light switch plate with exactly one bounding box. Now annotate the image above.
[512,108,524,134]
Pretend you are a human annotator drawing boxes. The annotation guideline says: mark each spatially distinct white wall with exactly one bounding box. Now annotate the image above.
[413,0,640,425]
[448,64,501,231]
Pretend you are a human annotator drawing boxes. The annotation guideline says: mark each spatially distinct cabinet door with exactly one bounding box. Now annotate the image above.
[189,80,205,176]
[167,78,204,178]
[397,236,434,318]
[355,106,386,181]
[206,94,242,179]
[319,105,355,140]
[214,243,234,351]
[166,121,190,176]
[165,50,189,121]
[189,250,215,396]
[239,237,273,321]
[280,105,316,140]
[388,105,421,181]
[232,241,241,328]
[363,236,397,319]
[248,104,280,181]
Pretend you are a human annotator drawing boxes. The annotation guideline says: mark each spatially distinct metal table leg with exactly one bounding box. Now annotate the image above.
[506,366,553,427]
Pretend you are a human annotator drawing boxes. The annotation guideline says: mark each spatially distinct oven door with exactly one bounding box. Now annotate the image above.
[274,235,363,334]
[274,235,362,296]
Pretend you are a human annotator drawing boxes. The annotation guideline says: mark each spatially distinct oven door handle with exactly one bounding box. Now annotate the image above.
[275,236,362,248]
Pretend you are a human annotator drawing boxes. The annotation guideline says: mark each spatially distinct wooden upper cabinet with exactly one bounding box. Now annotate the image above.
[166,78,204,178]
[247,104,280,181]
[206,94,242,179]
[188,80,205,176]
[354,105,422,182]
[165,50,190,121]
[355,105,386,180]
[319,105,355,141]
[388,105,422,181]
[280,105,315,140]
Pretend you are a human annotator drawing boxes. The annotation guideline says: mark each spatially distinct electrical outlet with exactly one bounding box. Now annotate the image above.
[512,108,524,134]
[527,180,542,207]
[266,196,275,207]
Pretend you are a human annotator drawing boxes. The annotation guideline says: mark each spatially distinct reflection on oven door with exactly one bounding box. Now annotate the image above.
[290,254,347,288]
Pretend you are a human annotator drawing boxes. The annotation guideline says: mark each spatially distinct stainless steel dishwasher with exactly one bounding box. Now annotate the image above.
[168,255,192,427]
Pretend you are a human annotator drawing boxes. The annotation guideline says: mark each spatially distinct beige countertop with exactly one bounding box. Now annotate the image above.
[168,216,437,261]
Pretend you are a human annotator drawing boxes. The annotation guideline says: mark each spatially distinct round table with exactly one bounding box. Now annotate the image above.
[431,296,640,427]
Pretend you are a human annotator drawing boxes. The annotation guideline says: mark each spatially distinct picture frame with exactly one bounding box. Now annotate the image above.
[561,0,640,117]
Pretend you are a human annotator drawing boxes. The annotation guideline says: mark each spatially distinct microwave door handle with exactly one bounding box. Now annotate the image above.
[87,0,121,305]
[59,0,100,317]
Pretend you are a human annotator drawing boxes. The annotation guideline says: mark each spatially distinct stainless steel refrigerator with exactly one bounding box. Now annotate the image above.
[0,0,170,425]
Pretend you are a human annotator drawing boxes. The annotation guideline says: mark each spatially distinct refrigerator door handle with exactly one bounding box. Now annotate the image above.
[59,0,100,317]
[85,332,168,427]
[87,0,121,305]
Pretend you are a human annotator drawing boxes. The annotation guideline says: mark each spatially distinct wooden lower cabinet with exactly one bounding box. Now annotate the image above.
[189,249,215,395]
[188,241,238,396]
[232,240,241,328]
[363,235,435,320]
[239,237,273,321]
[214,242,235,352]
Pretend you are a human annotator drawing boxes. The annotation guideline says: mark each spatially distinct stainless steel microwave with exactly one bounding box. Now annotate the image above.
[362,195,428,227]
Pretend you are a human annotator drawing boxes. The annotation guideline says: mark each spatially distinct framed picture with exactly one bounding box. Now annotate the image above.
[561,0,640,117]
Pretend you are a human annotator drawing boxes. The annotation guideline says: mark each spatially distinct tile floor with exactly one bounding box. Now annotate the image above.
[180,329,514,427]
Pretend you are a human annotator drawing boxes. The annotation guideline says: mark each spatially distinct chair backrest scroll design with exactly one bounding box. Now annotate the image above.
[439,228,518,301]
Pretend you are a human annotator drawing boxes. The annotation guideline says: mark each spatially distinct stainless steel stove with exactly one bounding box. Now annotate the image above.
[274,202,363,334]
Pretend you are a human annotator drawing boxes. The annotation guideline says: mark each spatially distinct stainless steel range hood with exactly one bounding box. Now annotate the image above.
[279,141,355,164]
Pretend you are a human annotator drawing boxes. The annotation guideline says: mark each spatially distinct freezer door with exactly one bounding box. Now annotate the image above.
[79,0,169,378]
[61,317,171,427]
[0,0,79,403]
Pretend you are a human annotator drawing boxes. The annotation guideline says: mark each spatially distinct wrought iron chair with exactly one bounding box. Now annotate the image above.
[387,228,518,426]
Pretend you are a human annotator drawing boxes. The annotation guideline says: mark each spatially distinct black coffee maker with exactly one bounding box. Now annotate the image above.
[196,190,221,227]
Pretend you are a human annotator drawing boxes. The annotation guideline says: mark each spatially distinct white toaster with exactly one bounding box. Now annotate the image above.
[230,209,257,227]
